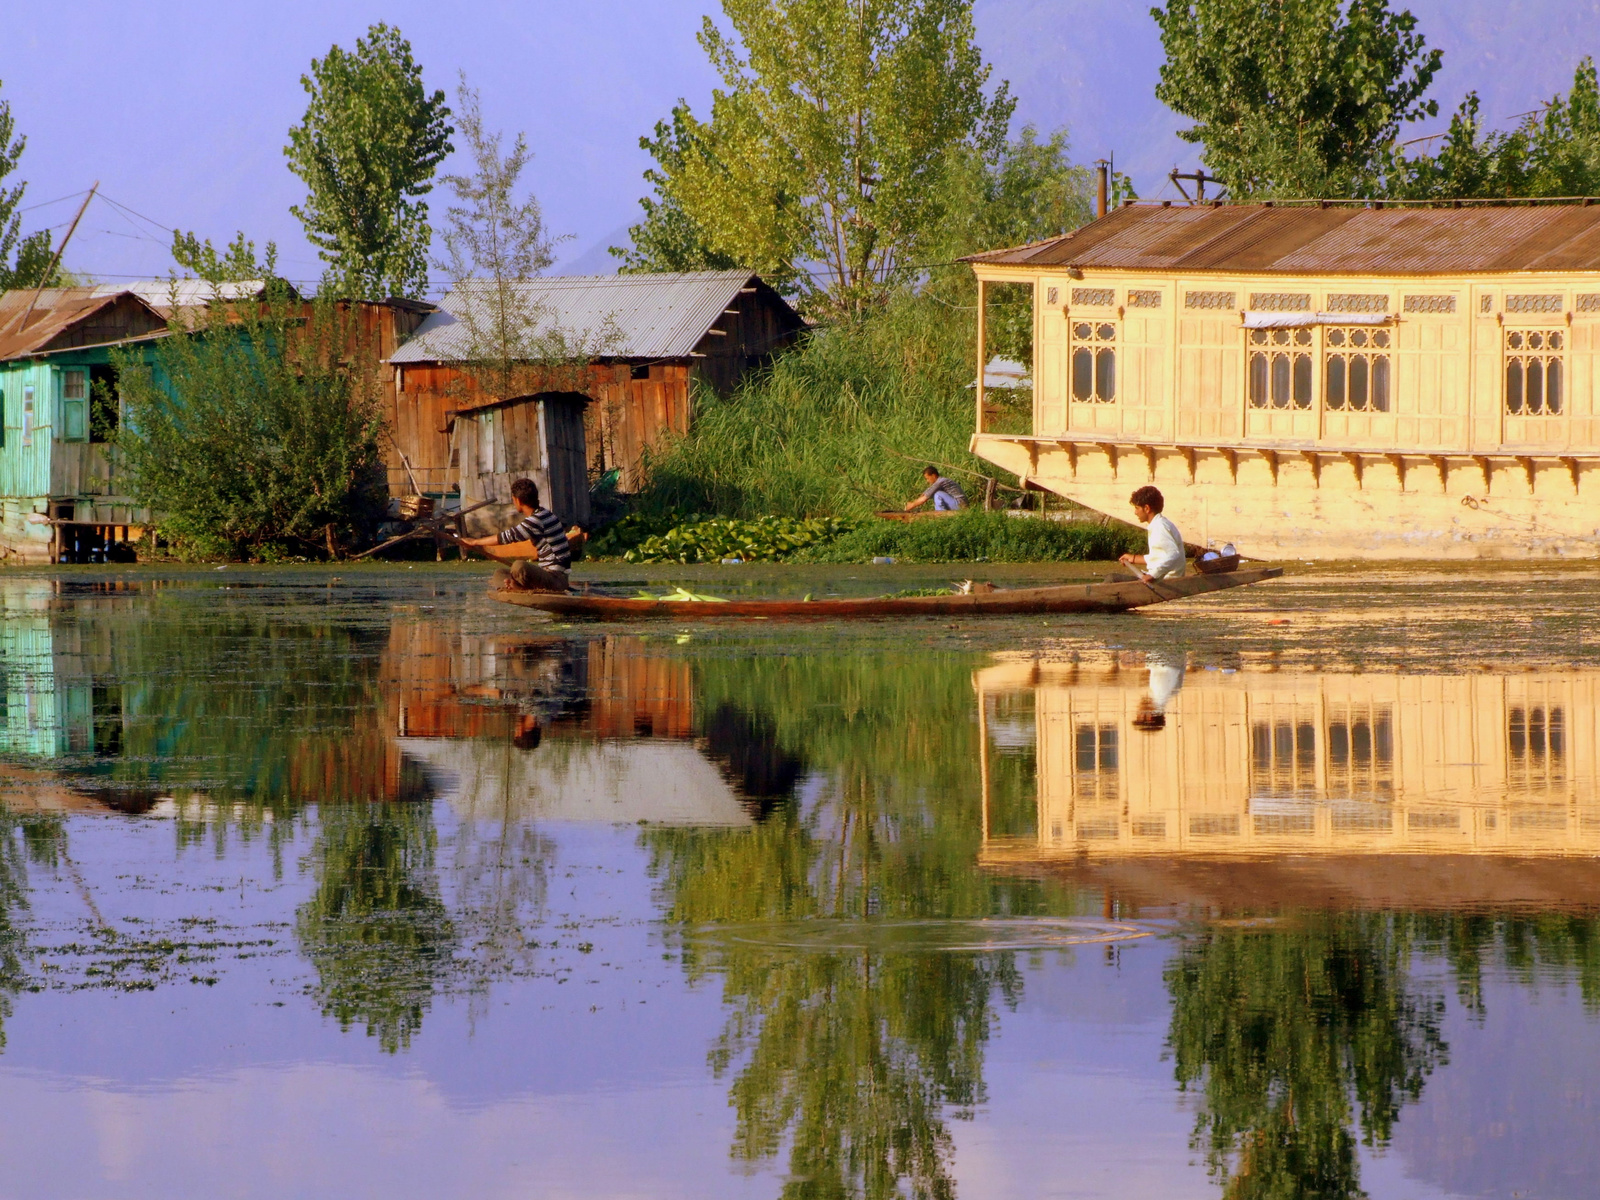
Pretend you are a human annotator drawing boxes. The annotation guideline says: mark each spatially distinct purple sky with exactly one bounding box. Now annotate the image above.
[5,0,1599,293]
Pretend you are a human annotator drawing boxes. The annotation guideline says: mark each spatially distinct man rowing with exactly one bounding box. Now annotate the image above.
[1118,485,1185,584]
[904,465,966,512]
[460,477,572,592]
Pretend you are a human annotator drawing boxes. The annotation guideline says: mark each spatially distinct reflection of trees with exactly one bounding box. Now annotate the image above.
[0,813,65,1053]
[296,802,456,1053]
[647,651,1048,1198]
[1165,915,1449,1200]
[1410,912,1600,1016]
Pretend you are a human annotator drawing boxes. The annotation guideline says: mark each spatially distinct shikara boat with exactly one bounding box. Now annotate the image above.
[490,565,1282,620]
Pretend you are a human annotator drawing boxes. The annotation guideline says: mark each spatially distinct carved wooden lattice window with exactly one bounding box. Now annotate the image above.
[1325,327,1391,412]
[1577,294,1600,313]
[1508,704,1565,792]
[1481,293,1495,314]
[1327,704,1394,799]
[1070,321,1117,403]
[1250,292,1311,312]
[1404,294,1457,314]
[1248,327,1313,410]
[1045,287,1059,306]
[1327,293,1388,314]
[1128,289,1162,308]
[1071,287,1115,307]
[1506,294,1563,314]
[1185,290,1235,310]
[1505,329,1564,415]
[1073,722,1119,802]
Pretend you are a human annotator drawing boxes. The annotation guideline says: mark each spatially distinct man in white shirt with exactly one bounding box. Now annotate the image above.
[1118,486,1186,583]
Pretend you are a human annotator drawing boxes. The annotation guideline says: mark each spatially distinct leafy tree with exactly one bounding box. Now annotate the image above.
[434,77,619,402]
[1166,914,1448,1199]
[170,229,280,285]
[0,79,63,289]
[1152,0,1441,199]
[629,0,1014,312]
[613,102,741,274]
[297,802,455,1053]
[113,297,389,559]
[1385,58,1600,199]
[285,23,453,299]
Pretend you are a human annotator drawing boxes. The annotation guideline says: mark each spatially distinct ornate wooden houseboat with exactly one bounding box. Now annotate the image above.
[967,202,1600,558]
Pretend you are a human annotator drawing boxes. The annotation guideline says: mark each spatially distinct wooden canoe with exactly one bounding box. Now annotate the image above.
[489,566,1282,620]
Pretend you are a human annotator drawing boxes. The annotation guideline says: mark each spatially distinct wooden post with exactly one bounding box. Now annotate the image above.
[975,278,987,435]
[1096,161,1109,219]
[978,684,991,845]
[984,476,997,511]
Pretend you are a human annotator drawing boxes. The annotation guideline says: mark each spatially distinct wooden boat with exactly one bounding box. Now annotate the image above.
[490,565,1282,620]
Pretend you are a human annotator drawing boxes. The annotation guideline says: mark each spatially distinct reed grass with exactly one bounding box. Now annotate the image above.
[639,292,1030,519]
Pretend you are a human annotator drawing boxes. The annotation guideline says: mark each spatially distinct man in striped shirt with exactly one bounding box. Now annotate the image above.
[461,477,572,591]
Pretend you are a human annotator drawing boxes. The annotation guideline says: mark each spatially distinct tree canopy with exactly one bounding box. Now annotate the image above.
[0,79,64,290]
[620,0,1015,313]
[1152,0,1441,199]
[285,23,453,299]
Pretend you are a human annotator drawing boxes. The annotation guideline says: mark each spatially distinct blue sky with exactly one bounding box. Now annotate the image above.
[5,0,1599,291]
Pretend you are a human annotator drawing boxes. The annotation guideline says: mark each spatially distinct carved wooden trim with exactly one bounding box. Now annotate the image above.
[1300,450,1321,488]
[1385,453,1406,491]
[1182,446,1198,482]
[1561,455,1580,492]
[1137,444,1157,480]
[1472,455,1493,492]
[1097,442,1120,476]
[1342,451,1364,489]
[1429,454,1448,491]
[1516,455,1537,492]
[1220,447,1238,483]
[1257,448,1279,485]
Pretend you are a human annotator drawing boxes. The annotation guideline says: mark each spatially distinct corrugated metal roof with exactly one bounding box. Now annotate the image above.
[0,288,167,361]
[970,203,1600,274]
[90,279,269,310]
[391,271,764,364]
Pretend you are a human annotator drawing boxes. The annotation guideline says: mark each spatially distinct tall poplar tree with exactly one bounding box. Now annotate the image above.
[1152,0,1441,199]
[622,0,1015,313]
[285,24,453,299]
[0,79,61,289]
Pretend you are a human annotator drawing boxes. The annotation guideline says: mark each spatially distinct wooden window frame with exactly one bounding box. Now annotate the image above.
[1324,325,1393,414]
[1503,327,1566,417]
[1068,318,1119,404]
[1247,326,1315,411]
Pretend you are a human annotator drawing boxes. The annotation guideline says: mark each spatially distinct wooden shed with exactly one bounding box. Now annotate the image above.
[968,200,1600,559]
[387,271,805,516]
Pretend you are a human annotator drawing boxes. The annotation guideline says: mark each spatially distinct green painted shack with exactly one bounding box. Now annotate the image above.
[0,287,170,563]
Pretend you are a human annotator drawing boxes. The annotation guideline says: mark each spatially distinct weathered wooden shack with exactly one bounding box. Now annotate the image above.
[0,285,429,563]
[386,271,805,520]
[968,201,1600,559]
[0,288,168,562]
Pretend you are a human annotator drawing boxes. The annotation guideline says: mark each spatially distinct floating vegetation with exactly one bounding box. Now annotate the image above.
[619,515,854,564]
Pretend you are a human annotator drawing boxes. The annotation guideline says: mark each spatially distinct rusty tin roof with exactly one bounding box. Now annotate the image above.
[969,203,1600,274]
[0,288,169,362]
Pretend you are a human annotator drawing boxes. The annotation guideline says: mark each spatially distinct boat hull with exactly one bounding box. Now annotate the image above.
[489,566,1283,620]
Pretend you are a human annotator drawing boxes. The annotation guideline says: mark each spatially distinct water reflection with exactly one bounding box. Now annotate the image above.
[2,581,1600,1197]
[977,656,1600,908]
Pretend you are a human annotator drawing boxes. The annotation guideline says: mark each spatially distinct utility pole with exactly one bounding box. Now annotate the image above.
[14,181,98,333]
[1168,169,1222,205]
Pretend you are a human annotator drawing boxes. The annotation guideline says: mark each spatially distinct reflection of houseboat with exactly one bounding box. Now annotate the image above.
[976,657,1600,909]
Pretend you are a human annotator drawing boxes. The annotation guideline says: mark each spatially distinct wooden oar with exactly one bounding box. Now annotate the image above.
[352,498,496,560]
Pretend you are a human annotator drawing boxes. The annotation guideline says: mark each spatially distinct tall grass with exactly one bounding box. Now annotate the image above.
[640,292,1029,519]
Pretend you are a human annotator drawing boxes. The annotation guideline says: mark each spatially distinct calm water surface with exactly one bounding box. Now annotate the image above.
[1,561,1598,1199]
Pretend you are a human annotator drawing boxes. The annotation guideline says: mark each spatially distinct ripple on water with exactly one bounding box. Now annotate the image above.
[684,917,1156,953]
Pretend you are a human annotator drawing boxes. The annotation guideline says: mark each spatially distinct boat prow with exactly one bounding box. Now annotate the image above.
[489,566,1284,620]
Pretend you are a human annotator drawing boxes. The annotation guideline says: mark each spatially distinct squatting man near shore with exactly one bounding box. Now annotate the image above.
[1119,485,1185,584]
[904,465,967,512]
[460,477,573,592]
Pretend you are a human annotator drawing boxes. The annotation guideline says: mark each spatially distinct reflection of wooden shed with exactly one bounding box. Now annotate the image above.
[387,271,805,507]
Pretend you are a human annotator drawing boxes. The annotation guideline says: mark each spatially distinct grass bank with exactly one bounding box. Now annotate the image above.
[638,292,1029,519]
[801,512,1142,564]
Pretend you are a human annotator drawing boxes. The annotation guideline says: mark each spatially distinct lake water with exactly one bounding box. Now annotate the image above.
[1,561,1598,1199]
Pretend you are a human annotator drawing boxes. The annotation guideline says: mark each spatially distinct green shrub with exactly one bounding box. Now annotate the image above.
[585,509,690,558]
[623,515,853,563]
[802,512,1143,564]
